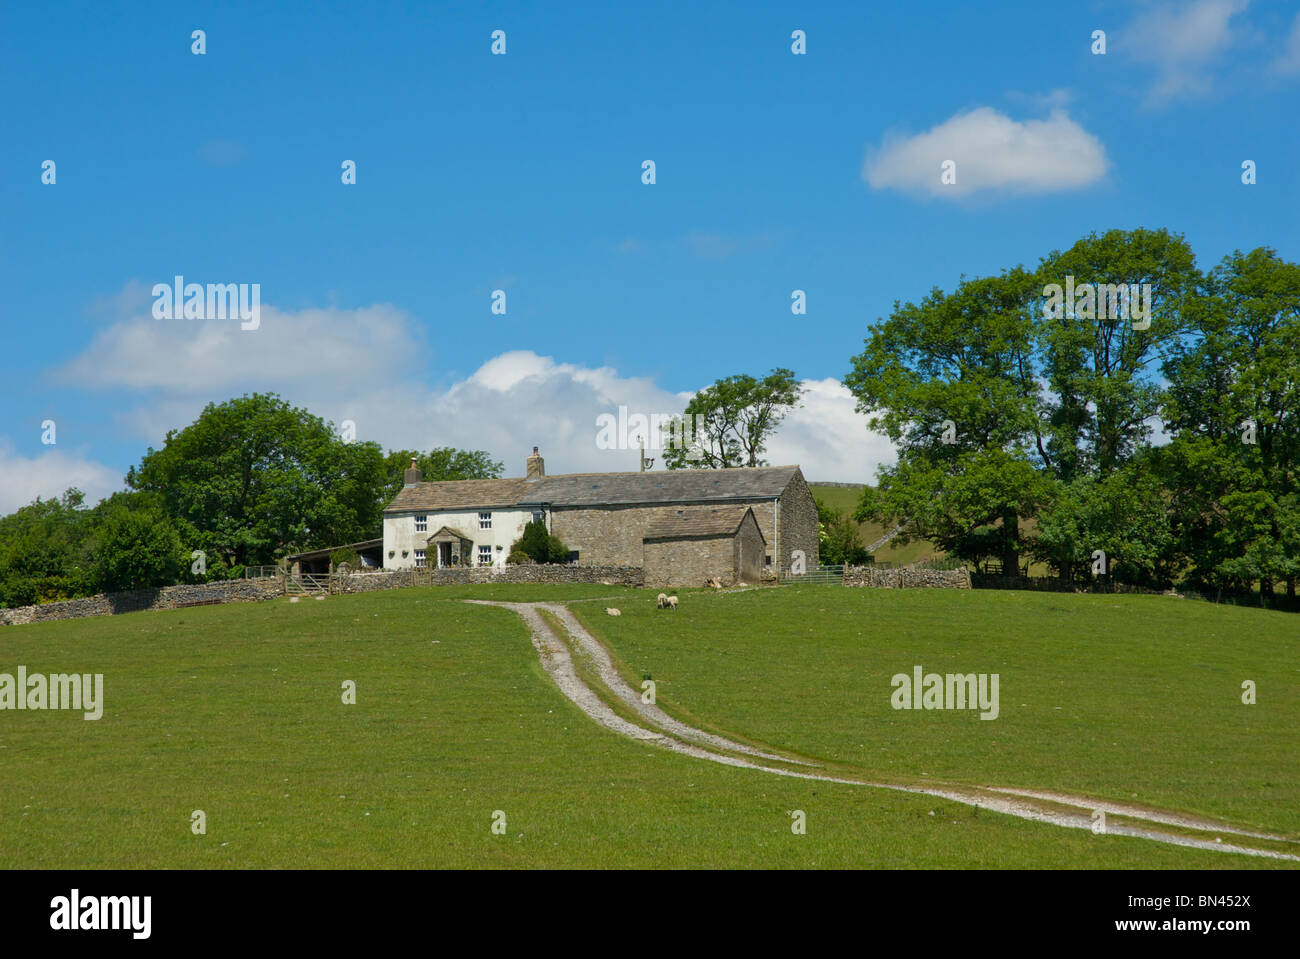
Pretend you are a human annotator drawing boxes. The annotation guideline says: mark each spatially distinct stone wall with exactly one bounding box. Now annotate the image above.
[643,536,736,590]
[736,511,765,585]
[778,469,820,570]
[549,503,730,566]
[0,564,646,627]
[0,578,285,627]
[842,565,972,589]
[546,473,818,575]
[333,564,644,593]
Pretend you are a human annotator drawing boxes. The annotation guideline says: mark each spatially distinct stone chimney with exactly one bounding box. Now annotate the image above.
[403,456,422,488]
[525,446,545,479]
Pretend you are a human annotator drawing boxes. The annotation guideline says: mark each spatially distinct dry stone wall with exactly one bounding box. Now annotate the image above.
[1,564,646,627]
[842,565,972,589]
[334,564,645,592]
[0,578,284,626]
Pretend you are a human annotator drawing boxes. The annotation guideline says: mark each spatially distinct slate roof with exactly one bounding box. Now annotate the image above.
[386,478,535,512]
[385,466,801,513]
[643,506,764,542]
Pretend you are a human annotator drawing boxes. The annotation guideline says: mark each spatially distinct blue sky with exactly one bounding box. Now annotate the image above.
[2,0,1298,509]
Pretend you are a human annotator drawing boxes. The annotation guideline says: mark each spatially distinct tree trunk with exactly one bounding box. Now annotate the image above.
[1001,510,1020,576]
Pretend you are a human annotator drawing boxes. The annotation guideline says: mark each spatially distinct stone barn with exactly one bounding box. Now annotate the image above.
[642,507,765,589]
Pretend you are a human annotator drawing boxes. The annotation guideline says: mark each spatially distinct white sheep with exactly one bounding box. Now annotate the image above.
[666,595,678,610]
[656,592,668,609]
[605,608,622,616]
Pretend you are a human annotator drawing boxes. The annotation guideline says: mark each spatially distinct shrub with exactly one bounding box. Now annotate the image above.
[511,520,570,564]
[91,507,184,592]
[330,546,360,570]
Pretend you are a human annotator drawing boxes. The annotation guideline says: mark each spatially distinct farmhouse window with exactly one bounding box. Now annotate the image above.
[477,545,493,566]
[414,549,426,568]
[479,512,492,529]
[415,515,427,532]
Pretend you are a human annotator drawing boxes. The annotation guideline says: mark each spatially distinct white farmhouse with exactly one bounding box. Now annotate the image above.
[382,449,548,569]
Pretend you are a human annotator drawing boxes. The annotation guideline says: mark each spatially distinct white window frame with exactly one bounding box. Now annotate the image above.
[477,545,493,566]
[415,515,427,533]
[479,511,492,530]
[414,549,426,568]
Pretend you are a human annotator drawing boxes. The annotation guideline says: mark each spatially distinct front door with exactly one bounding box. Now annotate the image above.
[438,542,452,568]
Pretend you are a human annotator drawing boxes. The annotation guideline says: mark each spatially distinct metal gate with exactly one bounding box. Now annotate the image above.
[779,563,845,584]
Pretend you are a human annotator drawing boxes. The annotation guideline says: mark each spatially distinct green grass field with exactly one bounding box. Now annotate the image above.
[1,583,1294,868]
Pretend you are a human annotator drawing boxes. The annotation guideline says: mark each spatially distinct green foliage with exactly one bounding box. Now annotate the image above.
[663,368,803,469]
[0,489,93,607]
[382,447,504,502]
[329,547,360,570]
[0,400,509,606]
[88,504,184,593]
[1031,464,1174,586]
[1159,248,1300,599]
[510,520,570,564]
[816,498,869,565]
[126,392,388,568]
[844,230,1299,595]
[845,267,1046,571]
[546,535,572,563]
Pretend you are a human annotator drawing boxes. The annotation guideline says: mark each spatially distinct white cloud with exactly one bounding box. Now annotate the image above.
[403,356,896,482]
[58,289,896,484]
[0,440,122,513]
[56,303,424,394]
[765,378,897,483]
[1121,0,1250,101]
[862,107,1108,199]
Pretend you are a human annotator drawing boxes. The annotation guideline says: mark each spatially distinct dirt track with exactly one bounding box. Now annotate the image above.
[466,599,1300,862]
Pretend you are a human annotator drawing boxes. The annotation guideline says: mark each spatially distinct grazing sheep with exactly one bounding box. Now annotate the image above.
[289,596,300,604]
[605,607,622,616]
[656,592,668,609]
[666,595,678,610]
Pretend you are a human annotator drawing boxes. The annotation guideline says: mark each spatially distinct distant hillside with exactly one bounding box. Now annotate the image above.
[809,483,1057,573]
[807,483,943,566]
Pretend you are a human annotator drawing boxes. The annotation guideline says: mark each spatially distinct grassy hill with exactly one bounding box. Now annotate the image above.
[1,583,1294,868]
[808,483,944,566]
[809,483,1054,572]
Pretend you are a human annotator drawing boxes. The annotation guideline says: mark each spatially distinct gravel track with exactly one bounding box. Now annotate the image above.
[469,599,1300,862]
